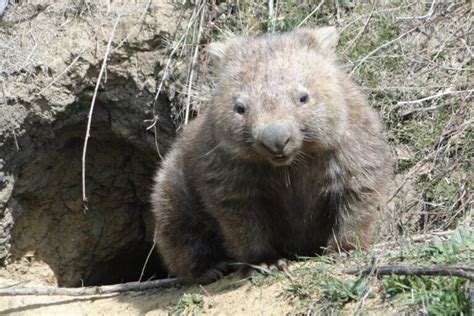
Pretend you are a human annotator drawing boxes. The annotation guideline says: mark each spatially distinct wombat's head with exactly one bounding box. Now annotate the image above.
[207,27,348,167]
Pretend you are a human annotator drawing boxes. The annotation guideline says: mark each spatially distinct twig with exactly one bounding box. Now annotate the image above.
[397,0,437,20]
[146,2,203,157]
[342,3,375,53]
[386,149,434,203]
[395,88,473,107]
[372,230,455,250]
[352,257,377,314]
[138,241,156,282]
[184,2,205,125]
[82,5,125,209]
[197,0,217,105]
[350,26,418,75]
[296,0,324,28]
[345,265,474,281]
[399,103,448,117]
[17,30,37,73]
[0,278,179,296]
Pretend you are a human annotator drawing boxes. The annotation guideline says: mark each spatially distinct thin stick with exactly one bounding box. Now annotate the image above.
[372,230,455,250]
[82,6,124,209]
[350,26,418,75]
[184,2,205,125]
[342,3,375,54]
[0,278,179,296]
[345,265,474,282]
[399,103,448,117]
[296,0,324,28]
[138,241,156,282]
[17,31,37,73]
[146,1,202,156]
[395,88,473,107]
[397,0,437,20]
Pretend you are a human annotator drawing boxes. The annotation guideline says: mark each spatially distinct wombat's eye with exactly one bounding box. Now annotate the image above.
[234,102,246,115]
[299,92,309,104]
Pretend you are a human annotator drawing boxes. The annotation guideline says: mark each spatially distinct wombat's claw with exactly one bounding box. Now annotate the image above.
[257,258,289,274]
[267,258,289,273]
[276,258,289,271]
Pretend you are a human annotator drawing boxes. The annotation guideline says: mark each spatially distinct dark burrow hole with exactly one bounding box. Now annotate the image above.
[8,119,169,287]
[85,241,168,286]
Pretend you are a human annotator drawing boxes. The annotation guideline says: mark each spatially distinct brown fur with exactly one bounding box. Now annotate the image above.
[151,27,392,283]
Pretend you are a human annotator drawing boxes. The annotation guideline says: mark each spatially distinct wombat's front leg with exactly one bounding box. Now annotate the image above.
[211,206,285,272]
[152,174,229,283]
[327,204,375,252]
[154,205,229,283]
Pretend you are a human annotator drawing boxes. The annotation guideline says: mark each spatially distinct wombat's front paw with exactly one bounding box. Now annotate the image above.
[194,268,224,284]
[193,262,229,284]
[264,258,289,273]
[237,258,289,278]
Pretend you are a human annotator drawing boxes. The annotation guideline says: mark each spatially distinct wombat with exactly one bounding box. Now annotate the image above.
[151,27,392,283]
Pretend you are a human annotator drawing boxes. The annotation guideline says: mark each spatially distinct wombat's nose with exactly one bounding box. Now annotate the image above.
[257,123,292,155]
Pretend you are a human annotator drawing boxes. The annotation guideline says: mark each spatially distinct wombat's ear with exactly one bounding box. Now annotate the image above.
[207,42,227,61]
[297,26,339,55]
[207,37,243,63]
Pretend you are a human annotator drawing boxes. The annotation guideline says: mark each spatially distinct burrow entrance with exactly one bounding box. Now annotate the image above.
[7,106,171,287]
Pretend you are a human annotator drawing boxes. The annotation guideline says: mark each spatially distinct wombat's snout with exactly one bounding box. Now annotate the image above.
[254,123,297,164]
[258,124,291,155]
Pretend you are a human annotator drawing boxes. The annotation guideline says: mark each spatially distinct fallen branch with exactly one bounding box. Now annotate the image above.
[345,265,474,281]
[0,278,179,296]
[395,88,473,107]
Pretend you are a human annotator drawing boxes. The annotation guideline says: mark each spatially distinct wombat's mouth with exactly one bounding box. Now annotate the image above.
[270,154,294,167]
[252,143,298,167]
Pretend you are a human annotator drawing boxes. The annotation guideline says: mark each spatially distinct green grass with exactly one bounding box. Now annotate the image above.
[383,276,470,315]
[420,228,473,264]
[382,228,472,314]
[169,293,204,315]
[321,277,369,307]
[283,228,472,313]
[249,269,284,287]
